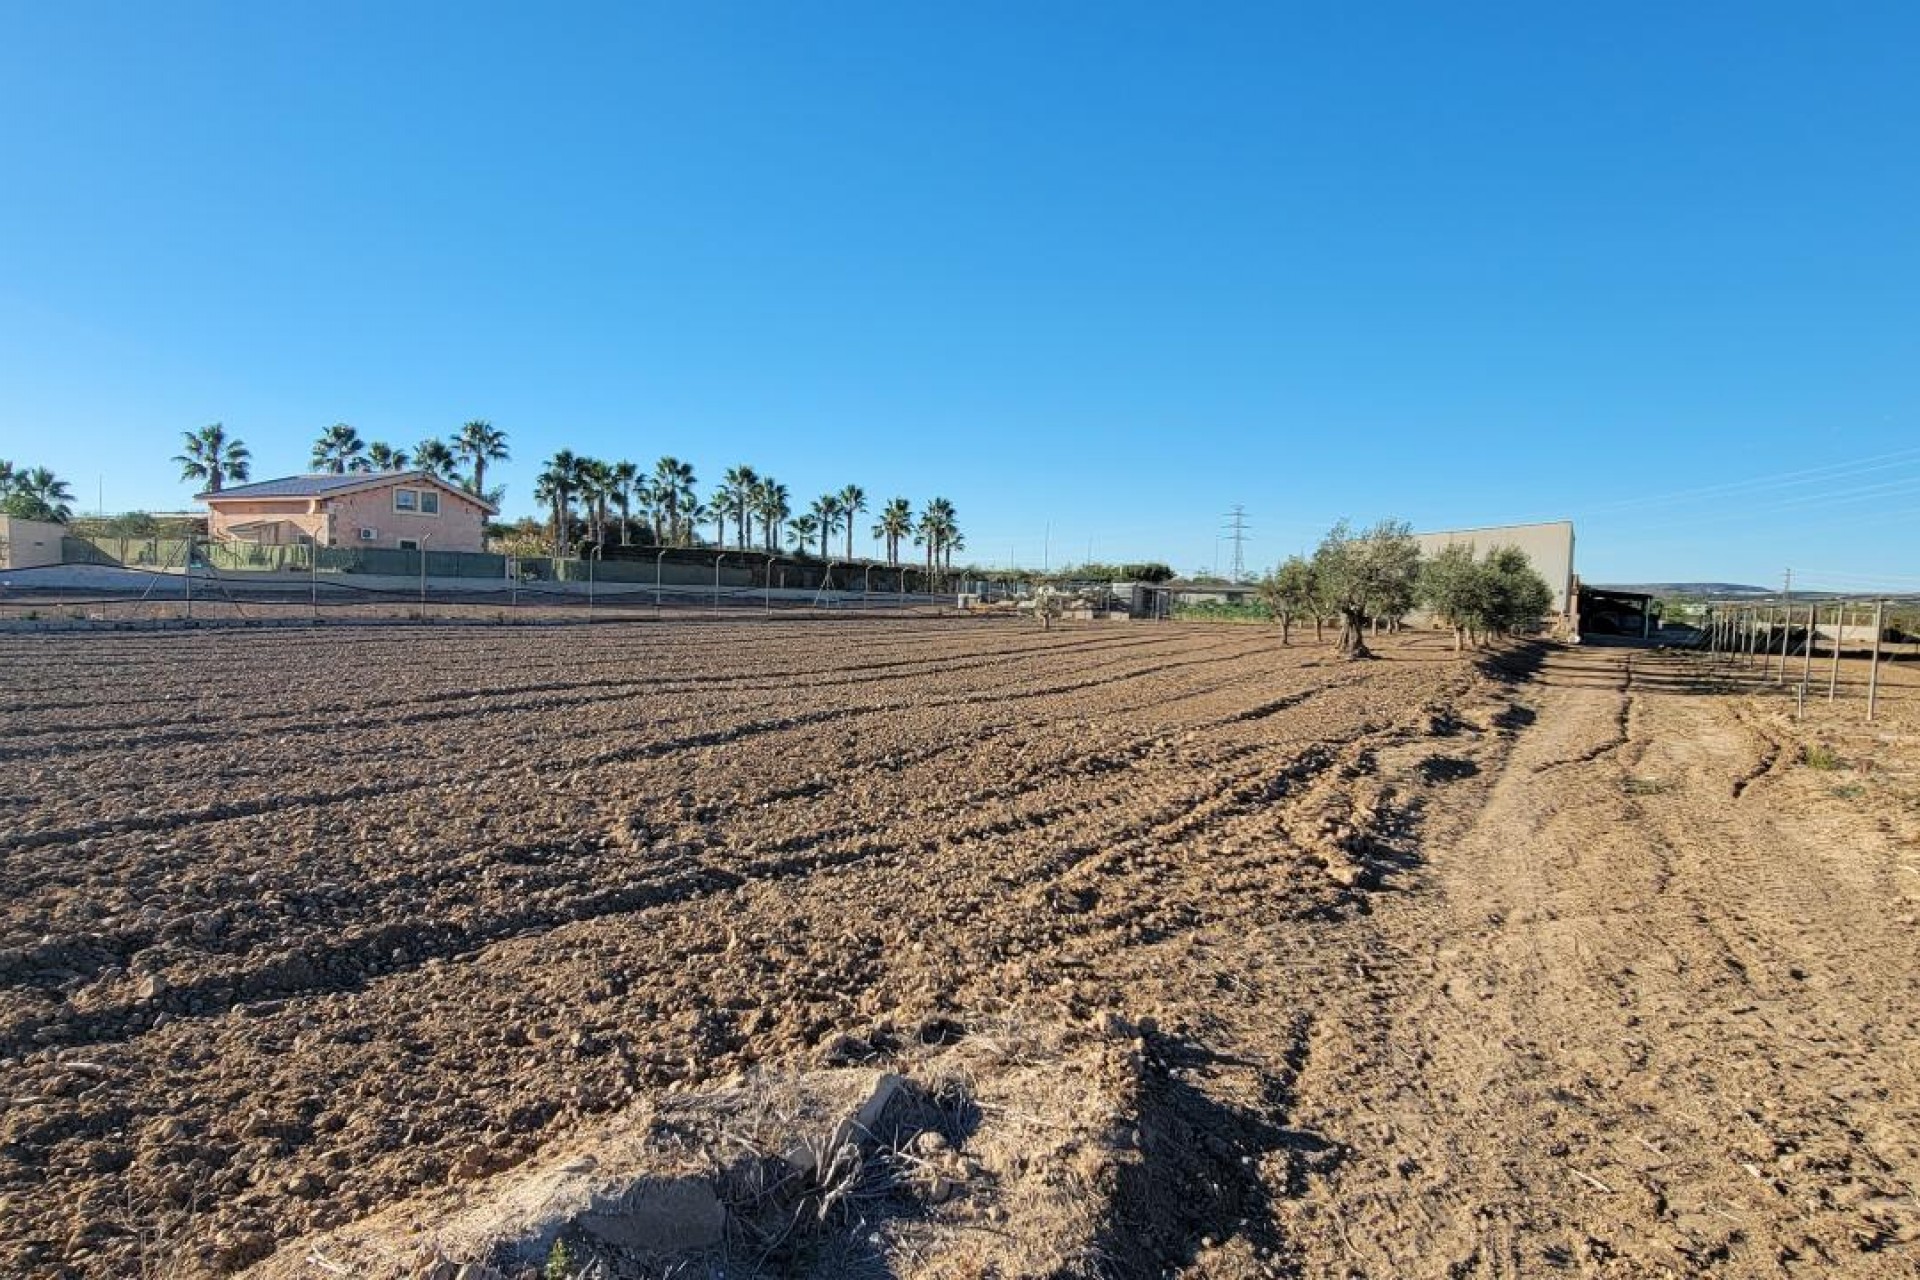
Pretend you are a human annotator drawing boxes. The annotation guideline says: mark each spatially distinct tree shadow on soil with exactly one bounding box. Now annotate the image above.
[1075,1029,1334,1280]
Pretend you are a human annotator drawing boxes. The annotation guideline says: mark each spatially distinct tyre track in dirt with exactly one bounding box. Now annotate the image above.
[1279,645,1920,1278]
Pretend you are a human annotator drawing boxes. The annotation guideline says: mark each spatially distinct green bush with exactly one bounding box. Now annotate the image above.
[1801,744,1842,771]
[1173,600,1273,623]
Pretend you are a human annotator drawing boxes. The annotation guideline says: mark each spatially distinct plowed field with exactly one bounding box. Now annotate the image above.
[1,621,1496,1277]
[3,623,1916,1279]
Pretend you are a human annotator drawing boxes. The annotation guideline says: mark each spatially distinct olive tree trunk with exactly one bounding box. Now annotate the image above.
[1337,608,1372,658]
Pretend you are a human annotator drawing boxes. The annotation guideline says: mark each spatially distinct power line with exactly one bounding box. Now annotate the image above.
[1570,445,1920,517]
[1222,505,1250,582]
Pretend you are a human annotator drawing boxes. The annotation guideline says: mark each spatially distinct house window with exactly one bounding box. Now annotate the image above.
[394,489,418,512]
[420,490,440,515]
[398,538,420,552]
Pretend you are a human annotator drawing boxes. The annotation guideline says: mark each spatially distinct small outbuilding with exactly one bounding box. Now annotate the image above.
[0,515,68,569]
[198,472,497,553]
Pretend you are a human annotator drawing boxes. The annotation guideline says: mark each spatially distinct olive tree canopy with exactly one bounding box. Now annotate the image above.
[1256,554,1322,645]
[1311,519,1421,657]
[1418,542,1555,648]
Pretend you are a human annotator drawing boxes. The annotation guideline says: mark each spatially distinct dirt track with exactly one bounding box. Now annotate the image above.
[1280,646,1920,1277]
[2,622,1916,1277]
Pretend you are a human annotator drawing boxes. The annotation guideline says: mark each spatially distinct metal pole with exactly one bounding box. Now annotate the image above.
[864,563,872,609]
[310,544,318,624]
[1828,603,1843,702]
[1799,602,1814,695]
[419,540,429,615]
[1776,599,1791,683]
[588,548,596,623]
[713,553,724,616]
[764,555,775,617]
[655,549,667,616]
[184,535,193,621]
[1867,600,1885,722]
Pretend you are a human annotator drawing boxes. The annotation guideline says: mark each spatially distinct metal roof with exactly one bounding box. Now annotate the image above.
[198,474,384,499]
[196,471,497,513]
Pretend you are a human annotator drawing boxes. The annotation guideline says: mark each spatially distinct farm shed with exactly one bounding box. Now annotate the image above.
[1412,520,1576,618]
[1575,584,1657,638]
[198,472,497,553]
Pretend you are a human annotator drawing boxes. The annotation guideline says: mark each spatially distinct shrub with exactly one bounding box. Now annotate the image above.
[1801,744,1842,771]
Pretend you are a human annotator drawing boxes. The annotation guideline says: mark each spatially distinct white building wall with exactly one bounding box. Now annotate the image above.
[0,516,69,569]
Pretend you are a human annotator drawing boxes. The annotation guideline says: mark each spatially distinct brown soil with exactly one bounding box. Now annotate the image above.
[1,622,1915,1278]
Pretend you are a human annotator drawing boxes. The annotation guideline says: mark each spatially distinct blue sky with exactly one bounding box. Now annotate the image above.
[1,2,1915,589]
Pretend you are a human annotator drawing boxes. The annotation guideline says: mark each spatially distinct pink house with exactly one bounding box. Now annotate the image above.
[198,472,497,553]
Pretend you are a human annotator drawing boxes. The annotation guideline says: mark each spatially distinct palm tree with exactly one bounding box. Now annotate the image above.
[651,457,697,546]
[454,420,510,497]
[789,513,820,557]
[709,482,738,547]
[174,423,252,493]
[310,423,366,474]
[612,460,639,544]
[0,460,14,496]
[809,494,844,560]
[754,479,790,553]
[577,458,613,548]
[366,441,410,471]
[3,467,75,522]
[414,439,457,478]
[837,485,867,561]
[536,449,581,557]
[723,464,759,547]
[916,498,959,579]
[872,498,913,566]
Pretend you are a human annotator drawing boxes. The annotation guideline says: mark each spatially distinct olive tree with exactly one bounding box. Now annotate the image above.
[1480,546,1554,636]
[1256,555,1321,645]
[1417,542,1487,651]
[1032,584,1065,631]
[1311,519,1420,658]
[1418,542,1554,648]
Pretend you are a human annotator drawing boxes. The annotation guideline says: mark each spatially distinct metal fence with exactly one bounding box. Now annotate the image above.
[1697,594,1916,722]
[55,535,971,592]
[4,536,975,627]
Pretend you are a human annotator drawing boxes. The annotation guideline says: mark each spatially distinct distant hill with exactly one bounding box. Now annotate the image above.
[1587,582,1773,598]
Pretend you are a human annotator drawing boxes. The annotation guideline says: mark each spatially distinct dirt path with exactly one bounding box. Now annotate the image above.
[1286,647,1920,1277]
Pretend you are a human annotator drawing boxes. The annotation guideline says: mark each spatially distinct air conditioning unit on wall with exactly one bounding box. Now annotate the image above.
[358,527,378,541]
